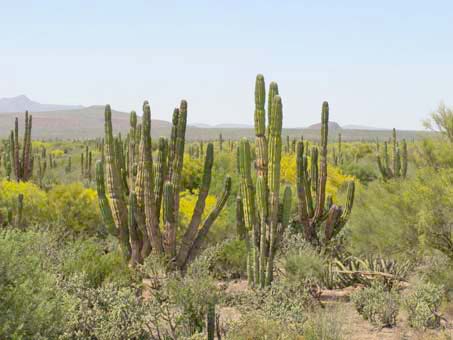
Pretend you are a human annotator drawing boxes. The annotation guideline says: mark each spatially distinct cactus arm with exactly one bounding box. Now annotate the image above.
[296,141,313,240]
[266,95,283,286]
[13,118,20,181]
[176,142,214,268]
[103,104,131,260]
[254,74,269,185]
[128,191,142,265]
[162,181,176,257]
[256,175,267,287]
[153,137,168,224]
[184,176,232,268]
[313,101,329,221]
[266,81,279,139]
[95,160,118,237]
[266,184,292,285]
[239,138,258,286]
[142,102,164,255]
[324,205,343,242]
[236,196,246,240]
[310,147,319,194]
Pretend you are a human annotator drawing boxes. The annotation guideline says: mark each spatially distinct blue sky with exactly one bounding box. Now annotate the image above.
[1,1,453,129]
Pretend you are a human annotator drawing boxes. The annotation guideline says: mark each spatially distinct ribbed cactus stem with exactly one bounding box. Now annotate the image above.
[239,138,257,286]
[207,302,216,340]
[104,104,131,260]
[142,102,163,255]
[128,191,141,265]
[266,81,279,139]
[154,137,168,224]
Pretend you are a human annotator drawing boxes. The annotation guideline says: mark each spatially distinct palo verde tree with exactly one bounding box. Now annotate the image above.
[96,101,231,268]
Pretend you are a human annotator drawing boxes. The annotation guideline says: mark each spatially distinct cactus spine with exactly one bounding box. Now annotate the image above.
[376,128,407,180]
[10,112,33,182]
[296,102,355,246]
[239,75,292,287]
[96,101,231,268]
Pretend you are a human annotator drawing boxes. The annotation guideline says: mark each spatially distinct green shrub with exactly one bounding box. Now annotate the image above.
[284,244,327,286]
[404,282,444,329]
[351,282,399,327]
[339,161,377,184]
[0,229,68,339]
[60,275,149,340]
[303,308,344,340]
[226,312,301,340]
[421,255,453,301]
[60,238,132,288]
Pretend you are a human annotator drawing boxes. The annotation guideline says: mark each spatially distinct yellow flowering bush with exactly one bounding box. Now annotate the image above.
[47,183,101,235]
[0,180,49,224]
[50,149,65,158]
[178,189,217,226]
[280,154,354,200]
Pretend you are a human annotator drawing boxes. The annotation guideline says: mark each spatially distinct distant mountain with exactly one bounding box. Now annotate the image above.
[342,124,390,131]
[0,95,83,113]
[0,106,171,139]
[190,123,253,128]
[307,121,342,130]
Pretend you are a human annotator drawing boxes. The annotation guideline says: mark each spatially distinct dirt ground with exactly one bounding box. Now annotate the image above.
[218,280,453,340]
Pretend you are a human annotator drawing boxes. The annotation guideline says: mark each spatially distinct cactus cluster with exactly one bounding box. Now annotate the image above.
[376,128,407,180]
[10,111,33,182]
[238,75,292,287]
[96,101,231,268]
[295,102,355,246]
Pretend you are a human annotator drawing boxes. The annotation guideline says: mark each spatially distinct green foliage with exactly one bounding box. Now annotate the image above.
[48,183,101,235]
[226,312,302,340]
[351,282,399,327]
[60,275,149,340]
[420,254,453,301]
[348,167,453,260]
[283,242,327,286]
[182,154,203,192]
[339,161,377,184]
[303,308,344,340]
[60,238,132,288]
[423,102,453,143]
[0,229,68,339]
[404,282,444,329]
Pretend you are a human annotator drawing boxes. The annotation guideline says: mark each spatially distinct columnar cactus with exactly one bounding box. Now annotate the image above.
[96,101,231,268]
[10,111,33,182]
[295,102,355,246]
[81,145,92,181]
[376,128,407,180]
[239,74,292,288]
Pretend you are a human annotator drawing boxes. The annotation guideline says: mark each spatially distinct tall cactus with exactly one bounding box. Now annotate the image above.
[239,74,292,288]
[10,111,33,182]
[376,128,407,180]
[295,102,355,246]
[96,100,231,268]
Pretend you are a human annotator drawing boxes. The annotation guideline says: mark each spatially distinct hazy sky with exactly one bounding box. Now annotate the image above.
[1,0,453,129]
